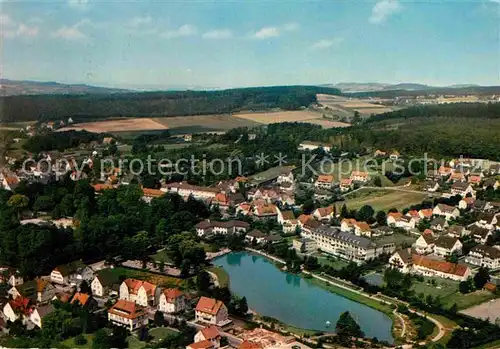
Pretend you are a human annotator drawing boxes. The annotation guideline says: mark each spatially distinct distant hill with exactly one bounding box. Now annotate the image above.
[319,82,495,93]
[0,79,131,96]
[0,85,341,123]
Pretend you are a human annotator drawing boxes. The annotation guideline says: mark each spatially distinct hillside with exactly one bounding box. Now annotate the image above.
[0,85,341,123]
[0,79,130,96]
[319,82,497,94]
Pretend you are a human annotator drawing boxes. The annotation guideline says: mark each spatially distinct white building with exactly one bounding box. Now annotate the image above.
[119,279,159,307]
[195,297,230,326]
[158,288,186,314]
[465,245,500,269]
[108,299,148,331]
[433,204,460,221]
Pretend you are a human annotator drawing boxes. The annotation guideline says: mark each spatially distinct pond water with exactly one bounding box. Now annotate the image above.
[214,252,393,342]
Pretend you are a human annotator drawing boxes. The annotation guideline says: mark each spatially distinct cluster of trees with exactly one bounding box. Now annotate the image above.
[23,130,104,153]
[0,180,211,277]
[1,86,341,122]
[459,267,490,294]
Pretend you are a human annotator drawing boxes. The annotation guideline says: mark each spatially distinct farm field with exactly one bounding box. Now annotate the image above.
[153,114,260,134]
[342,189,428,211]
[60,118,168,133]
[233,110,350,128]
[317,94,397,117]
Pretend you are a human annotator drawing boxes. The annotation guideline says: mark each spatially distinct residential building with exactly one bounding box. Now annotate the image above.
[3,297,31,323]
[0,174,20,191]
[371,226,394,237]
[423,181,440,192]
[298,141,331,152]
[414,234,435,255]
[465,245,500,269]
[450,182,475,197]
[389,151,400,160]
[313,206,335,222]
[468,175,482,186]
[387,212,403,226]
[446,225,468,238]
[314,175,336,190]
[302,224,395,265]
[433,236,462,257]
[91,272,120,297]
[459,197,476,210]
[71,292,97,309]
[483,178,500,190]
[158,288,186,314]
[195,220,250,237]
[187,341,216,349]
[276,171,294,185]
[9,279,56,304]
[142,188,165,203]
[418,208,434,220]
[433,204,460,220]
[195,297,230,326]
[353,221,372,237]
[350,171,370,183]
[253,204,278,220]
[339,178,353,192]
[194,326,221,348]
[340,218,357,233]
[107,299,148,331]
[119,279,159,307]
[449,171,466,183]
[30,304,54,328]
[430,217,449,231]
[163,182,220,200]
[50,261,94,285]
[389,249,471,281]
[245,230,267,244]
[292,238,317,253]
[469,225,494,244]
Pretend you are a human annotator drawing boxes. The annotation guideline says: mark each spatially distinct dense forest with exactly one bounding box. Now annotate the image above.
[23,130,104,153]
[0,85,341,122]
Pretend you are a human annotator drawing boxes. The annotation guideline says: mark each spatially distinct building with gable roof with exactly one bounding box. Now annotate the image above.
[119,278,160,307]
[195,296,230,326]
[108,299,148,331]
[158,288,186,314]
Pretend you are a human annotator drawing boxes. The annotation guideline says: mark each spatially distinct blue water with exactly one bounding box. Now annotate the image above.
[214,252,393,342]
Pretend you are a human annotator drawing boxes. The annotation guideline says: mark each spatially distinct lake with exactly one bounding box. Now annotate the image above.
[214,252,393,342]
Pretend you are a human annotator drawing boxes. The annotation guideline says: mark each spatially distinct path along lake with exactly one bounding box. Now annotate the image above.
[214,252,393,343]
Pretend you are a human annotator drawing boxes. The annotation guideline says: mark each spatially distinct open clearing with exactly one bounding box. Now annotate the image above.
[343,189,428,211]
[60,118,168,133]
[317,94,398,117]
[154,114,260,134]
[233,110,350,128]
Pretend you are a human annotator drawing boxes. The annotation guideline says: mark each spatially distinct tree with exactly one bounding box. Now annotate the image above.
[80,280,91,295]
[375,211,387,226]
[445,251,459,264]
[340,204,348,219]
[196,271,213,292]
[74,334,88,345]
[356,205,374,222]
[473,267,490,290]
[336,311,364,343]
[154,310,165,327]
[239,296,248,315]
[373,176,382,187]
[7,194,29,217]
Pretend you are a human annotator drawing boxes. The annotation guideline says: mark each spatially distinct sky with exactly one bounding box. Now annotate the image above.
[1,0,500,89]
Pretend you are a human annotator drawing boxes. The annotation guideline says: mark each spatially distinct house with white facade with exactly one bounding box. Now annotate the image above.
[313,206,335,222]
[314,175,336,190]
[465,245,500,269]
[451,182,475,197]
[389,249,471,281]
[91,272,120,297]
[158,288,186,314]
[298,141,331,152]
[30,304,54,328]
[194,326,221,348]
[433,236,462,257]
[340,178,353,192]
[433,204,460,221]
[414,234,435,255]
[50,261,94,285]
[108,299,148,331]
[195,220,250,237]
[350,171,370,183]
[119,279,160,307]
[245,230,267,244]
[195,297,230,326]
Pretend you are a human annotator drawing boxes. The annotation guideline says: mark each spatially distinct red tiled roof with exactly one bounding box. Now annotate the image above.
[317,175,334,183]
[188,340,215,349]
[412,254,469,277]
[123,278,156,296]
[419,209,433,218]
[388,212,403,220]
[195,297,224,315]
[163,288,184,302]
[200,326,221,340]
[340,178,353,186]
[142,188,165,198]
[351,171,369,178]
[108,299,145,320]
[239,341,263,349]
[71,292,90,306]
[298,214,313,225]
[92,183,114,191]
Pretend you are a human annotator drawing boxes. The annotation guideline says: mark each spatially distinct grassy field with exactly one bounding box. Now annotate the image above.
[250,165,295,186]
[315,255,349,270]
[412,276,458,299]
[343,189,428,211]
[106,266,187,289]
[374,233,416,249]
[207,266,230,287]
[233,110,349,128]
[150,250,173,264]
[60,118,168,133]
[443,290,498,310]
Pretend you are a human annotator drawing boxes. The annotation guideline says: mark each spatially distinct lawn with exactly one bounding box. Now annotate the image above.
[443,290,499,310]
[411,276,458,299]
[342,189,428,212]
[61,334,95,348]
[106,267,188,289]
[316,255,349,270]
[150,249,173,264]
[200,242,220,253]
[374,233,416,249]
[149,327,178,340]
[207,266,230,287]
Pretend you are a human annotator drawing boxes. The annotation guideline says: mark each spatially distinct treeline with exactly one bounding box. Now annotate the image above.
[365,102,500,123]
[23,130,104,153]
[346,86,500,98]
[0,85,341,122]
